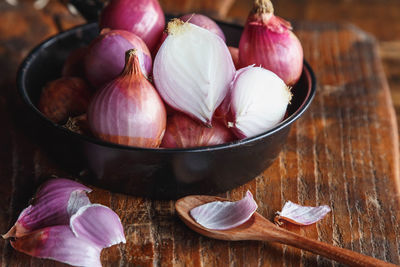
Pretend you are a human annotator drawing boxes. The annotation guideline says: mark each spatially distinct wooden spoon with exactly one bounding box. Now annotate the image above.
[176,195,397,267]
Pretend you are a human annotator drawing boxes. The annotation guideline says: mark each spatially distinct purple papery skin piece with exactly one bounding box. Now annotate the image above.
[190,190,258,230]
[277,201,331,225]
[70,204,126,248]
[11,225,102,267]
[4,178,91,238]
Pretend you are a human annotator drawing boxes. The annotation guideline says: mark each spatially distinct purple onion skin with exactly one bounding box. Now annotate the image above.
[100,0,165,52]
[161,113,234,148]
[180,13,226,42]
[88,50,166,148]
[239,8,303,86]
[85,29,152,89]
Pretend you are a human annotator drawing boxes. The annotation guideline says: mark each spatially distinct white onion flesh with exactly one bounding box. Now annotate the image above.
[228,66,291,138]
[153,20,235,125]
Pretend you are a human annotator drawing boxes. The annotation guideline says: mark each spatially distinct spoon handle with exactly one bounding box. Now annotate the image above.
[259,225,397,267]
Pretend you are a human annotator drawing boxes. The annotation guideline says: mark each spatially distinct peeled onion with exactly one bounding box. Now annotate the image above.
[239,0,303,86]
[100,0,165,52]
[161,113,234,148]
[87,49,166,148]
[84,29,152,89]
[222,66,291,139]
[153,19,235,126]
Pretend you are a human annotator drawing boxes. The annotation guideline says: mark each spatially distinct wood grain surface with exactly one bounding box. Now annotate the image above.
[1,0,400,266]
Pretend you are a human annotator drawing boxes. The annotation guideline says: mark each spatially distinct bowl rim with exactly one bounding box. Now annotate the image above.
[17,22,316,153]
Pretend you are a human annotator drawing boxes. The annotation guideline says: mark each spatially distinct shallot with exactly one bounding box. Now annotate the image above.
[84,29,152,88]
[88,49,166,148]
[221,66,291,139]
[100,0,165,52]
[161,112,234,148]
[154,19,235,126]
[239,0,303,86]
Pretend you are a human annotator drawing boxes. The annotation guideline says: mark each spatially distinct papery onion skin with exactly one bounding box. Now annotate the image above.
[100,0,165,52]
[275,201,331,226]
[38,77,92,124]
[154,19,235,126]
[84,29,152,89]
[161,113,235,148]
[190,190,258,230]
[70,204,126,248]
[180,13,226,42]
[88,49,166,148]
[224,66,291,139]
[239,0,303,86]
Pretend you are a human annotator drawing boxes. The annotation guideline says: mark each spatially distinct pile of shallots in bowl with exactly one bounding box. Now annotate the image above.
[38,0,303,149]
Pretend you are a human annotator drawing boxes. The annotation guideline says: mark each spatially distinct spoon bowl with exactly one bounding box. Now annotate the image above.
[176,194,397,267]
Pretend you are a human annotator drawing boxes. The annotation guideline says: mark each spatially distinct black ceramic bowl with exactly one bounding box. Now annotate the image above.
[17,22,315,199]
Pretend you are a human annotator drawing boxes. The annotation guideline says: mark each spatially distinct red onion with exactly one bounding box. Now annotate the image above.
[222,66,291,139]
[88,49,166,148]
[239,0,303,86]
[180,13,226,42]
[161,113,234,148]
[100,0,165,52]
[84,29,152,89]
[153,19,235,126]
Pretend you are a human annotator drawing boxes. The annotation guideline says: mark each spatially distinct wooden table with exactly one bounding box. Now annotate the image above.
[1,0,400,266]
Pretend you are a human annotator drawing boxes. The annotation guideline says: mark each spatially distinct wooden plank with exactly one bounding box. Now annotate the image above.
[0,1,399,266]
